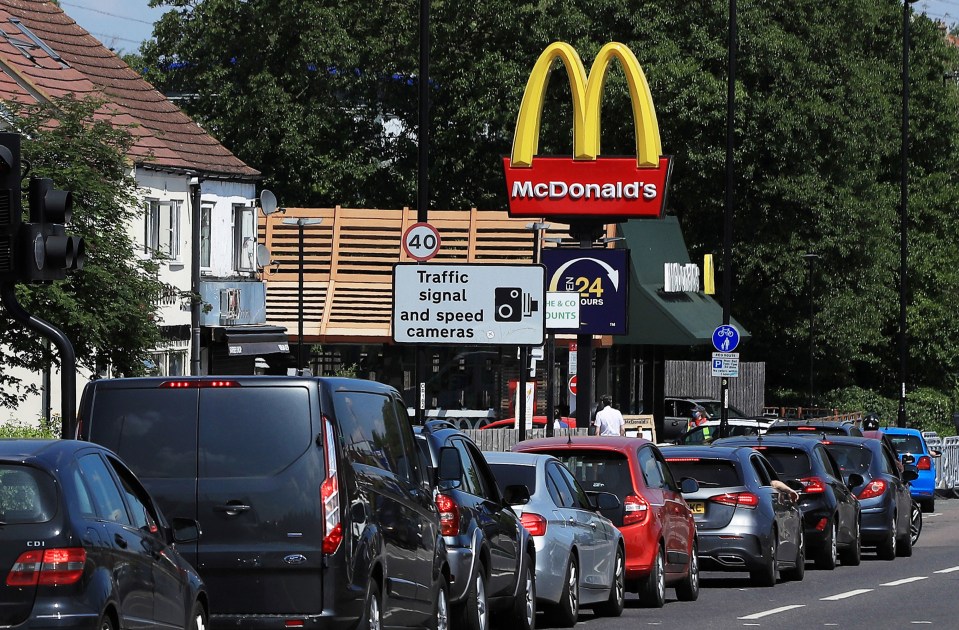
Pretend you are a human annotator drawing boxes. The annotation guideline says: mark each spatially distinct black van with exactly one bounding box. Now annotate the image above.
[77,376,450,630]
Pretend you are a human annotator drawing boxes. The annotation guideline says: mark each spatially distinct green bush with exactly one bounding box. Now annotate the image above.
[0,419,58,439]
[820,386,954,436]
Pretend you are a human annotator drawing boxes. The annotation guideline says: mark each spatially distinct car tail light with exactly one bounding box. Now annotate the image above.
[798,477,826,494]
[160,380,239,388]
[917,456,932,471]
[320,416,342,554]
[435,494,460,536]
[6,548,86,587]
[857,479,887,500]
[796,427,817,431]
[665,457,701,462]
[520,512,548,536]
[709,492,759,508]
[623,494,649,526]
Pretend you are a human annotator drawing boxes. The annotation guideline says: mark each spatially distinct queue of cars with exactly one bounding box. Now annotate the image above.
[2,377,935,629]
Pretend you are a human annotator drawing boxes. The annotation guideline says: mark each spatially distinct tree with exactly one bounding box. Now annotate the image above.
[140,0,959,400]
[0,96,171,410]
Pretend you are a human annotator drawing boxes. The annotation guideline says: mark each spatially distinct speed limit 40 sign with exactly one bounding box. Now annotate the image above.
[403,222,441,261]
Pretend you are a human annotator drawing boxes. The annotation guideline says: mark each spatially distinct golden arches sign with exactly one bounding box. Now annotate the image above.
[503,42,671,219]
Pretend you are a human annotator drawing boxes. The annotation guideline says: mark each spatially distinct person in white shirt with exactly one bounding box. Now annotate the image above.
[593,394,625,436]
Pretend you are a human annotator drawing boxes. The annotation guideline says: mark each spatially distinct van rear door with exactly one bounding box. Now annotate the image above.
[195,384,325,616]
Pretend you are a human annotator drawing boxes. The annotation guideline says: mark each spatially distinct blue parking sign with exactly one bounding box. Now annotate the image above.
[712,325,740,353]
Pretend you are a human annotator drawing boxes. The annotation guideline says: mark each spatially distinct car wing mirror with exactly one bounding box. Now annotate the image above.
[901,468,919,482]
[503,484,531,505]
[679,477,700,494]
[170,517,201,544]
[901,454,916,465]
[846,473,865,489]
[437,447,462,488]
[585,491,621,511]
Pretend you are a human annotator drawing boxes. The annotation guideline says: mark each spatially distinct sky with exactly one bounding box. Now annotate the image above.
[58,0,959,57]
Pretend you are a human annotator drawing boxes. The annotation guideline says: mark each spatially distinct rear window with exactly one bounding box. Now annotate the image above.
[541,451,633,499]
[488,463,537,495]
[0,466,57,524]
[756,447,811,478]
[823,444,872,478]
[665,459,742,488]
[887,434,924,455]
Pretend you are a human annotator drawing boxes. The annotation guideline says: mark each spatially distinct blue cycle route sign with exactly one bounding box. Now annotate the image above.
[712,325,740,353]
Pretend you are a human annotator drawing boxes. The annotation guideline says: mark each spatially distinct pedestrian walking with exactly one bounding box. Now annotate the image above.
[594,394,625,436]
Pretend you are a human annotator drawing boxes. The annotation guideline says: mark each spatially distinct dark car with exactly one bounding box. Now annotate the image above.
[512,437,700,608]
[712,435,862,570]
[663,445,805,586]
[819,436,917,559]
[414,421,536,630]
[1,439,205,630]
[77,376,450,630]
[764,419,863,437]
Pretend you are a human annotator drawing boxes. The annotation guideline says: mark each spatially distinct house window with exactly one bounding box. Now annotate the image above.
[144,200,181,261]
[200,204,213,269]
[234,204,255,272]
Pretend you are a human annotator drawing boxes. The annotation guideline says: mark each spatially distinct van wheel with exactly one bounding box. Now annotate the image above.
[361,581,382,630]
[455,567,488,630]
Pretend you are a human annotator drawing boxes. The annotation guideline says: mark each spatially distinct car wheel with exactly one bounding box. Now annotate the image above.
[455,566,489,630]
[781,529,805,582]
[361,580,382,630]
[910,500,922,547]
[189,601,207,630]
[551,555,579,627]
[594,546,625,617]
[750,532,777,587]
[675,540,700,601]
[433,575,450,630]
[896,510,914,557]
[814,519,838,570]
[920,497,935,513]
[98,614,115,630]
[511,556,536,630]
[839,517,861,566]
[640,546,666,608]
[877,512,897,561]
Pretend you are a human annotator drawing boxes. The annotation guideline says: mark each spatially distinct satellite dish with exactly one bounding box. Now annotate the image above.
[260,189,278,216]
[256,244,272,269]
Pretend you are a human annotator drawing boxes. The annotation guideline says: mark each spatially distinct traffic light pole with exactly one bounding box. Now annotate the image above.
[1,281,76,438]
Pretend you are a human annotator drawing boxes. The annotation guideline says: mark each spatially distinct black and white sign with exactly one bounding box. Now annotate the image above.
[392,263,545,345]
[402,222,441,261]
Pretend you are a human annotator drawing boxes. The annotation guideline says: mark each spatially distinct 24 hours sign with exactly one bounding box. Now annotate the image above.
[542,249,629,335]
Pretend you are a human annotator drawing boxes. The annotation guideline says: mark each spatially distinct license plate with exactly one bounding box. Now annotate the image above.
[688,501,705,515]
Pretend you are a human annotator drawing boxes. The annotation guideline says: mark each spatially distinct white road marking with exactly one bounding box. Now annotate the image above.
[820,588,873,600]
[738,605,805,620]
[934,566,959,574]
[881,576,929,587]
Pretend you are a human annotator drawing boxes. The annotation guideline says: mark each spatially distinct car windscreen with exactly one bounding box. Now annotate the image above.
[665,458,742,488]
[754,447,811,478]
[887,434,924,455]
[823,444,872,480]
[487,463,537,496]
[0,465,57,524]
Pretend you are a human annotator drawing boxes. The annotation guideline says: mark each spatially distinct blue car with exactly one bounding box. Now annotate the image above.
[880,427,938,512]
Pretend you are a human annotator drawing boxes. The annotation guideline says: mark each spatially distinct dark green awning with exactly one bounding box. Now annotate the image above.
[613,216,750,346]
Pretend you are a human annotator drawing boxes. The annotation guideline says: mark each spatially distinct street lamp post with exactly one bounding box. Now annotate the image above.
[719,0,738,439]
[899,0,919,428]
[282,217,322,372]
[804,253,819,411]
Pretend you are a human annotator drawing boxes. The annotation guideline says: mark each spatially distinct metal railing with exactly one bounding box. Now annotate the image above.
[923,432,959,495]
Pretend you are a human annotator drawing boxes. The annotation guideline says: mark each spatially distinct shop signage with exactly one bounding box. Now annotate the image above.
[503,41,672,219]
[664,262,700,292]
[542,249,629,335]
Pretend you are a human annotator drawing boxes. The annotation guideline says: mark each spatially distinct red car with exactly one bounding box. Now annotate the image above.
[512,436,700,607]
[480,416,577,430]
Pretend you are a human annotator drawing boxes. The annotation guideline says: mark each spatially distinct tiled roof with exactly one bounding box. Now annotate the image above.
[0,0,258,179]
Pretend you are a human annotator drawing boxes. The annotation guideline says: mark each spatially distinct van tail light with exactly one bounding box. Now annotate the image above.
[160,380,240,388]
[917,456,932,471]
[798,477,826,494]
[623,494,649,526]
[709,492,759,508]
[520,512,547,536]
[435,494,460,536]
[320,416,342,554]
[857,479,887,500]
[6,548,86,587]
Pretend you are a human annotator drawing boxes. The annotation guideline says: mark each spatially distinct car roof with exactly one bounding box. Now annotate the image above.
[515,436,652,452]
[818,436,883,449]
[713,435,823,452]
[0,438,107,467]
[879,426,922,436]
[483,451,553,466]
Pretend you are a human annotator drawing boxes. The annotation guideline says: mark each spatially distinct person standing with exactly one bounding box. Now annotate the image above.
[594,394,625,436]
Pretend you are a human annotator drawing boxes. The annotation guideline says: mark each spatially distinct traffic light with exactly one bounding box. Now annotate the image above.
[0,132,21,282]
[19,176,85,282]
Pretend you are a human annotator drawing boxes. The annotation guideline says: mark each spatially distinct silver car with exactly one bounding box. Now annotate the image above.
[484,451,625,627]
